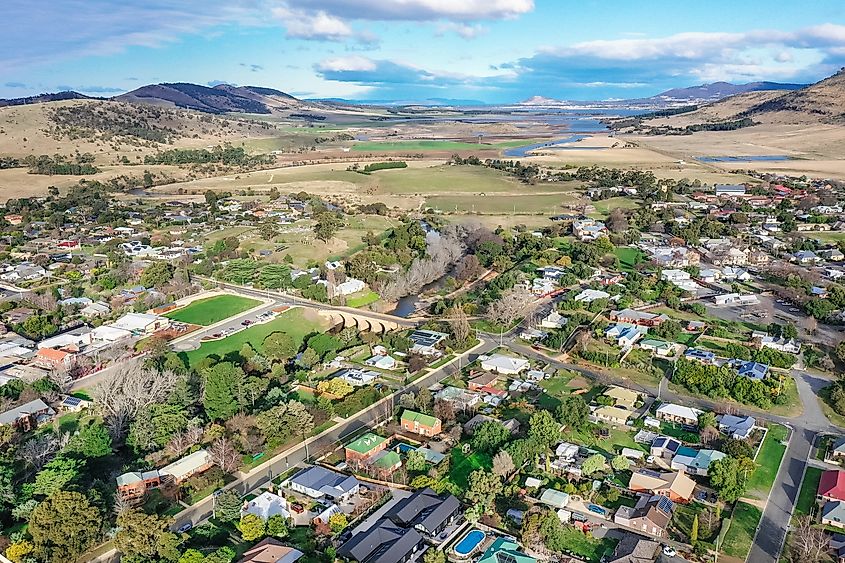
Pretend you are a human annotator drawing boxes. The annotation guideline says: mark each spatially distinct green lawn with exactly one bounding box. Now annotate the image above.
[346,290,380,308]
[659,422,700,444]
[182,308,328,366]
[746,424,789,499]
[447,447,492,489]
[795,466,823,517]
[614,247,646,272]
[561,425,647,457]
[165,295,260,326]
[722,502,762,559]
[556,525,618,563]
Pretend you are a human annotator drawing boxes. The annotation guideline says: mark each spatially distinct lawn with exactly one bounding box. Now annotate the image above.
[722,502,762,559]
[165,295,260,326]
[182,308,328,366]
[447,447,492,489]
[346,290,380,308]
[561,425,647,457]
[659,422,700,444]
[427,193,578,214]
[588,196,640,218]
[795,466,823,517]
[556,525,618,563]
[538,372,577,397]
[613,247,646,272]
[819,386,845,428]
[746,424,789,500]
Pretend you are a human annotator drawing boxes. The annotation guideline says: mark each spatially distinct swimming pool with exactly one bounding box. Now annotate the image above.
[396,443,416,454]
[454,529,486,557]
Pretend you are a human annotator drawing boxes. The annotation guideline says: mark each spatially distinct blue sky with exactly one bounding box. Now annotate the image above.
[3,0,845,102]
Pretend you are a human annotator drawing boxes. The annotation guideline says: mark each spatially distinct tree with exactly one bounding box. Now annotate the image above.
[297,347,320,369]
[29,491,101,562]
[114,509,180,561]
[486,287,535,329]
[238,514,266,541]
[267,514,288,538]
[34,456,84,496]
[313,212,343,243]
[471,421,511,453]
[405,449,427,472]
[528,410,560,450]
[130,402,189,452]
[446,305,471,344]
[492,450,515,477]
[789,515,829,563]
[423,549,446,563]
[466,470,502,513]
[580,453,607,476]
[555,395,589,430]
[179,549,206,563]
[607,208,629,233]
[203,362,243,421]
[66,420,112,457]
[209,436,241,473]
[317,378,354,398]
[690,514,699,546]
[709,456,751,502]
[140,262,174,288]
[256,400,313,440]
[263,332,298,362]
[697,411,716,430]
[5,541,34,563]
[214,489,243,522]
[611,455,631,472]
[329,512,349,532]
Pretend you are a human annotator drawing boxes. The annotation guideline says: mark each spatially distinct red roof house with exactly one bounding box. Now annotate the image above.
[818,470,845,502]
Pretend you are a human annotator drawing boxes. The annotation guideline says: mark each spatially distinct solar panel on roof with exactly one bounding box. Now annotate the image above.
[62,396,82,407]
[656,496,674,513]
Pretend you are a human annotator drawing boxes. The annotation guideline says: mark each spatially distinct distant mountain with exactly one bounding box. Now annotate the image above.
[651,81,806,102]
[114,83,307,114]
[519,95,564,106]
[738,69,845,123]
[0,90,98,107]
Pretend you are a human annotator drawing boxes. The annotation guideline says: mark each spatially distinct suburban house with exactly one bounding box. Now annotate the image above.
[283,465,360,502]
[684,348,716,364]
[718,414,757,439]
[574,288,610,303]
[607,535,658,563]
[655,403,703,426]
[0,398,55,431]
[540,311,568,329]
[827,438,845,464]
[823,501,845,530]
[383,487,461,536]
[609,309,668,327]
[116,449,212,500]
[539,489,570,509]
[714,293,760,306]
[614,495,674,538]
[435,386,481,410]
[477,538,536,563]
[660,269,691,283]
[238,538,304,563]
[629,469,696,502]
[468,371,499,391]
[408,330,448,356]
[242,491,290,521]
[335,368,379,387]
[161,449,213,483]
[593,405,635,426]
[604,386,641,410]
[116,470,163,501]
[670,449,726,476]
[400,410,442,437]
[715,184,746,197]
[605,323,648,347]
[639,339,672,357]
[819,471,845,502]
[650,437,682,459]
[34,347,75,369]
[480,354,529,375]
[756,335,801,354]
[736,361,769,381]
[345,433,389,463]
[110,312,170,335]
[337,518,424,563]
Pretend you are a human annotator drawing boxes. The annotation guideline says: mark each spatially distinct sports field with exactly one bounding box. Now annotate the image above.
[165,295,260,326]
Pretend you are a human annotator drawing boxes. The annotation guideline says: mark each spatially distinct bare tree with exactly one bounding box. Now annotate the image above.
[788,516,830,563]
[209,436,240,474]
[486,287,535,329]
[91,360,181,442]
[492,450,515,477]
[446,305,471,344]
[166,426,204,456]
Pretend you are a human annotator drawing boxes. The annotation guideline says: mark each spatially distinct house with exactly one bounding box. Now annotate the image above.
[639,339,672,357]
[383,487,461,536]
[614,495,673,537]
[714,292,759,306]
[671,449,726,476]
[605,323,648,347]
[538,489,570,509]
[91,325,133,344]
[81,301,111,318]
[793,250,822,265]
[345,433,388,462]
[828,438,845,464]
[650,437,682,459]
[604,386,641,409]
[757,335,801,354]
[337,518,424,563]
[335,368,379,387]
[718,414,757,439]
[573,288,610,303]
[655,403,703,426]
[334,278,366,296]
[607,534,658,563]
[0,398,55,431]
[722,266,752,281]
[110,313,170,335]
[477,538,536,563]
[35,347,74,369]
[819,470,845,502]
[737,361,769,381]
[629,469,696,502]
[715,184,746,197]
[365,355,396,370]
[540,311,568,329]
[572,219,608,241]
[820,249,845,261]
[593,405,634,426]
[400,410,442,437]
[435,386,481,410]
[239,538,304,563]
[684,348,716,364]
[160,449,212,483]
[283,465,360,502]
[242,491,290,521]
[824,501,845,530]
[408,330,448,356]
[468,371,499,391]
[480,354,529,375]
[116,470,163,500]
[463,414,520,435]
[609,309,668,327]
[660,269,690,283]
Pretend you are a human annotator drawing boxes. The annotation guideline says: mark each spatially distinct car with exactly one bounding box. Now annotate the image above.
[571,512,588,522]
[176,522,193,533]
[241,320,252,326]
[697,491,707,501]
[662,546,676,557]
[291,503,304,514]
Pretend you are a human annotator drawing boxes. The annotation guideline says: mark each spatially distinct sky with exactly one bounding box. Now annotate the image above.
[2,0,845,103]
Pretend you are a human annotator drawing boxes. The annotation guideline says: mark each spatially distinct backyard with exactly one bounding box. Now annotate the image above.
[447,447,492,489]
[556,526,618,562]
[165,294,260,326]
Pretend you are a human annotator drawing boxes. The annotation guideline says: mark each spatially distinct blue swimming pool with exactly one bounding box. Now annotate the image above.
[454,529,486,557]
[396,443,416,454]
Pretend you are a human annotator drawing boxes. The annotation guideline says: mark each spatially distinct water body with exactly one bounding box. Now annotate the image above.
[696,155,792,163]
[503,135,588,157]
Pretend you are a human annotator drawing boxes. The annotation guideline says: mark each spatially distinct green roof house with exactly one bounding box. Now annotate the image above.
[345,433,388,462]
[478,538,536,563]
[401,410,442,437]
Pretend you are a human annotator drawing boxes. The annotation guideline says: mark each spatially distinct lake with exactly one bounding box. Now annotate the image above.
[696,155,792,163]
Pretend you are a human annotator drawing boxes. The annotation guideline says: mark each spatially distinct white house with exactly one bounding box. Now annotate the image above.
[655,403,703,426]
[573,289,610,303]
[81,301,111,318]
[714,293,759,306]
[335,368,379,386]
[480,354,529,375]
[334,278,366,296]
[284,466,360,502]
[541,311,568,329]
[242,491,290,521]
[660,269,690,283]
[110,313,170,335]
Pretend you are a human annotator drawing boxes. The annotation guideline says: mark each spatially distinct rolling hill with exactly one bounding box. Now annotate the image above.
[738,69,845,123]
[651,81,805,102]
[0,91,98,107]
[114,83,310,114]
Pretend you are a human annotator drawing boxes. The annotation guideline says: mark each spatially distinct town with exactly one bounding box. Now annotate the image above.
[0,158,844,563]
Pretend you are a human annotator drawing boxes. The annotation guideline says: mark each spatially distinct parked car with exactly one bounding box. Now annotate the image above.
[662,546,676,557]
[291,503,305,514]
[176,522,193,533]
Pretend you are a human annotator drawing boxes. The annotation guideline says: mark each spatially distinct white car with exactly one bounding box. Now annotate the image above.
[662,546,677,557]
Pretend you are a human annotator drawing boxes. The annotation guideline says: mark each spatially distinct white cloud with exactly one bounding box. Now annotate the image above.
[283,0,533,21]
[316,55,378,72]
[272,7,354,40]
[436,22,487,39]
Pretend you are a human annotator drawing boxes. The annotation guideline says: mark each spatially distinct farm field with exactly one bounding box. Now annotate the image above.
[426,193,578,214]
[165,295,260,326]
[182,307,329,366]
